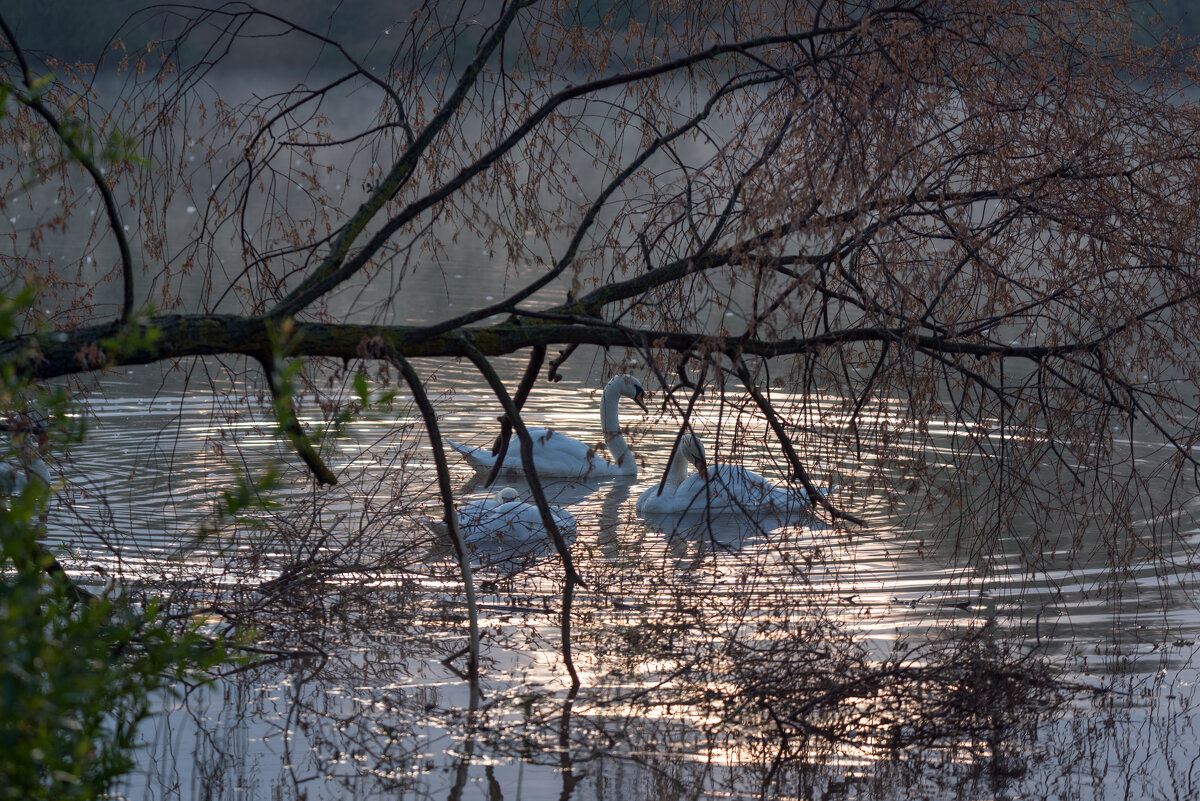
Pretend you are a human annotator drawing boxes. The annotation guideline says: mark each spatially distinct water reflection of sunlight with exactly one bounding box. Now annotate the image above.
[41,356,1200,799]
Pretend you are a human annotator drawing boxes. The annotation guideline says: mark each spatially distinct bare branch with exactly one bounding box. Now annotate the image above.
[0,14,137,323]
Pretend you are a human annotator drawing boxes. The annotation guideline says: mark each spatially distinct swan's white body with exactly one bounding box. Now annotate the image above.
[637,434,827,518]
[0,433,50,495]
[445,374,648,479]
[459,487,577,548]
[636,434,706,516]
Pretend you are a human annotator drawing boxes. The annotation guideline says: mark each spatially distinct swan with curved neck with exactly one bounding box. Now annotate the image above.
[637,433,827,518]
[636,434,705,515]
[445,374,648,478]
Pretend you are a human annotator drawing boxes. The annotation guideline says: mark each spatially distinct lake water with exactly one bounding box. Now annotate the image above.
[8,67,1197,801]
[39,270,1200,800]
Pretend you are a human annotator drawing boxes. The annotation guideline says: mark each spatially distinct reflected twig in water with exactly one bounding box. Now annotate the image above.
[558,688,582,801]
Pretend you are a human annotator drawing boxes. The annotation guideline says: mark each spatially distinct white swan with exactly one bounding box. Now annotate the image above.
[636,434,706,516]
[458,486,577,549]
[445,374,648,478]
[637,434,828,519]
[0,430,50,495]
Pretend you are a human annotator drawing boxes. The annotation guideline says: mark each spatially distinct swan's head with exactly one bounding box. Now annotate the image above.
[679,433,707,472]
[613,374,649,413]
[421,516,449,537]
[493,486,521,504]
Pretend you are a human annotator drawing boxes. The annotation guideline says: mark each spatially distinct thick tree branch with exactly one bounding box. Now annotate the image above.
[2,311,1151,384]
[269,0,533,319]
[269,14,890,322]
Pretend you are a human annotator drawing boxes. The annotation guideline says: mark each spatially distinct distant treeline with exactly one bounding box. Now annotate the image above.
[6,0,442,66]
[4,0,1199,67]
[2,0,664,67]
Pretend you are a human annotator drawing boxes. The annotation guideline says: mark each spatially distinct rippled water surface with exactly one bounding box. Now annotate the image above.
[39,330,1200,800]
[19,117,1198,799]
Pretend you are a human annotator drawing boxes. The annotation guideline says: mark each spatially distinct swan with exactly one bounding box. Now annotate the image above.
[636,434,706,516]
[445,374,648,478]
[0,430,50,495]
[458,486,577,549]
[637,434,828,519]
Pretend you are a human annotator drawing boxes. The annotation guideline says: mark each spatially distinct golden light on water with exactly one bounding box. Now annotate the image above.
[46,352,1197,800]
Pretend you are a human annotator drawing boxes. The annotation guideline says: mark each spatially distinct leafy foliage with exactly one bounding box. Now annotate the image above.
[0,495,228,799]
[0,289,233,798]
[0,73,235,797]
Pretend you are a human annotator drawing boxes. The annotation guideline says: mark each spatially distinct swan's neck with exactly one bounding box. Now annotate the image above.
[19,444,49,486]
[600,381,636,474]
[27,457,49,487]
[654,441,691,496]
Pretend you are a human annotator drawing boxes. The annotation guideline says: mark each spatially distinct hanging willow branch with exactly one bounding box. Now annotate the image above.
[256,352,337,487]
[389,349,481,692]
[460,340,584,690]
[733,355,864,525]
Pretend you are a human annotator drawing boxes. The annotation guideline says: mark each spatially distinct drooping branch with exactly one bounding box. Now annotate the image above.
[255,353,337,486]
[158,5,415,146]
[483,344,545,489]
[458,343,583,586]
[547,344,579,383]
[389,350,480,691]
[647,361,711,502]
[734,356,865,526]
[0,14,137,324]
[459,342,583,690]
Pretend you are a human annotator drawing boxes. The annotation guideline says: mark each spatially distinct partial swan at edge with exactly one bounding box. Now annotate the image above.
[445,374,648,478]
[0,429,50,496]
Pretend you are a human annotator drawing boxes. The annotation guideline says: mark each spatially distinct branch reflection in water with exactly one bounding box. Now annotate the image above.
[50,359,1184,801]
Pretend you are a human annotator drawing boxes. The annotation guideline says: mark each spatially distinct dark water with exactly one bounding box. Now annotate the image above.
[7,72,1192,801]
[41,319,1200,800]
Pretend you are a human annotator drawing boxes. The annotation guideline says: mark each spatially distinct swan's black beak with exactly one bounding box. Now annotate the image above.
[633,390,649,413]
[694,454,708,473]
